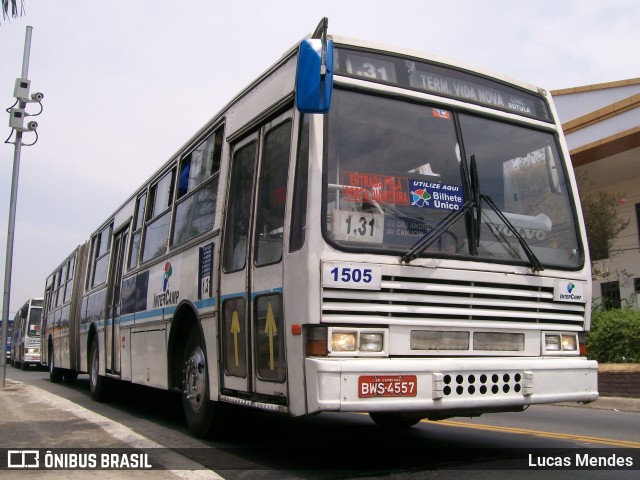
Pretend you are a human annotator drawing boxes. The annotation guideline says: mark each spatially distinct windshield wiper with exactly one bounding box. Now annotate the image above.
[461,153,477,255]
[470,154,543,272]
[480,193,544,272]
[400,153,543,271]
[470,155,482,249]
[400,200,475,263]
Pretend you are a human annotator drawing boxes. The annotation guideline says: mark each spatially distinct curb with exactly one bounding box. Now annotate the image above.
[555,396,640,413]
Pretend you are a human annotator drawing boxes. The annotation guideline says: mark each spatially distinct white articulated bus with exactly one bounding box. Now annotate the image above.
[42,19,597,437]
[42,246,87,382]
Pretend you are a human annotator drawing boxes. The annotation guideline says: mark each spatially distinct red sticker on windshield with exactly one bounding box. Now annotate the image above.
[432,108,451,119]
[342,171,410,205]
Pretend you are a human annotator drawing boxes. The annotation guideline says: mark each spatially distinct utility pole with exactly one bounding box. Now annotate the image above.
[1,26,42,388]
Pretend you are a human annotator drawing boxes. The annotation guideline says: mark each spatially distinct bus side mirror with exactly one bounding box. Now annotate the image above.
[295,38,334,113]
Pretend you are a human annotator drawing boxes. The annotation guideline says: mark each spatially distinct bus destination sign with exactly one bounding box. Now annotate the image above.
[407,61,538,117]
[336,48,550,122]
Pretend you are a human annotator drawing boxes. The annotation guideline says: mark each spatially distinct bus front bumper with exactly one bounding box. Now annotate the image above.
[23,353,41,363]
[305,357,598,416]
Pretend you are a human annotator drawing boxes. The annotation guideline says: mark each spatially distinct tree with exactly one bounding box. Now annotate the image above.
[578,173,629,262]
[1,0,24,24]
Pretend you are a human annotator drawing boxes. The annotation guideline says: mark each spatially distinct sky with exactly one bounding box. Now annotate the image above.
[0,0,639,317]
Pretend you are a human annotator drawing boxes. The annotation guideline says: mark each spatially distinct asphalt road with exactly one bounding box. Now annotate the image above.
[4,366,640,479]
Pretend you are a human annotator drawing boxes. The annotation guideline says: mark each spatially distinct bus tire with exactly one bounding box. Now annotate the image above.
[63,370,79,383]
[48,348,64,383]
[369,412,423,429]
[89,339,109,401]
[182,324,216,438]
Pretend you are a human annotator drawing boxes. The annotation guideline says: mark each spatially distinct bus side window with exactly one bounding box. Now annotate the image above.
[173,127,223,247]
[255,119,292,266]
[43,285,50,316]
[142,168,175,263]
[63,255,76,303]
[223,140,257,273]
[290,115,309,252]
[129,193,147,270]
[56,264,67,307]
[177,127,222,199]
[50,271,59,308]
[92,223,113,288]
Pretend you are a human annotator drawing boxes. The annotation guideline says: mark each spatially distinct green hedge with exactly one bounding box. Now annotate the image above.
[587,308,640,363]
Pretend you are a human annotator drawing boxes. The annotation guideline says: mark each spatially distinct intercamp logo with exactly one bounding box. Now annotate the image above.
[162,261,173,292]
[153,261,180,308]
[559,281,582,301]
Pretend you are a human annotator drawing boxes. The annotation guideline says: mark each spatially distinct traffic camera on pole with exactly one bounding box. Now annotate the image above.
[5,75,43,145]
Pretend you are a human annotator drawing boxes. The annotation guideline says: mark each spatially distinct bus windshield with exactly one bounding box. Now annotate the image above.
[323,89,582,269]
[27,308,41,337]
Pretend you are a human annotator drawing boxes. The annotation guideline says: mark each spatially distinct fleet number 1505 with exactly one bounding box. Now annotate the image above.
[329,266,373,283]
[322,262,382,290]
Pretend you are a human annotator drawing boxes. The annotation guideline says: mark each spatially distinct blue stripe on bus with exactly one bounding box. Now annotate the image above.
[79,290,279,331]
[220,287,283,303]
[252,287,283,299]
[195,296,216,309]
[120,313,136,325]
[79,295,219,330]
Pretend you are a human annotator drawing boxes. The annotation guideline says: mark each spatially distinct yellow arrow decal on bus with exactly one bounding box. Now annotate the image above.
[231,310,241,367]
[265,300,277,370]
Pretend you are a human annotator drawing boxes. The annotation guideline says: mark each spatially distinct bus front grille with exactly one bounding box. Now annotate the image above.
[321,274,585,328]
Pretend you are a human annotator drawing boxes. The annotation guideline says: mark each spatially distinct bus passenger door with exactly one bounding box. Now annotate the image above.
[219,110,293,402]
[105,226,129,374]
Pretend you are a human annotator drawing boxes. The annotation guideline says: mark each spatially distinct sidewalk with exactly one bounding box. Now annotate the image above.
[0,379,221,479]
[556,395,640,413]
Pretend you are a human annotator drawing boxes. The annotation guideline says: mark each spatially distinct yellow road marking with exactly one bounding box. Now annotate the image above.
[425,419,640,448]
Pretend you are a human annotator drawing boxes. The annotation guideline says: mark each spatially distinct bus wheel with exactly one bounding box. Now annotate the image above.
[63,370,78,383]
[182,325,216,438]
[369,412,423,429]
[48,348,64,383]
[89,339,108,401]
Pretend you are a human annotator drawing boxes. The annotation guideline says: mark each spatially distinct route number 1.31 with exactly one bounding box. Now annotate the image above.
[332,211,383,244]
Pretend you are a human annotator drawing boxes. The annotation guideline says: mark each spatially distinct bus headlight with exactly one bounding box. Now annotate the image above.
[327,327,388,356]
[545,334,561,351]
[561,335,577,351]
[543,332,578,354]
[359,332,383,352]
[306,327,388,356]
[332,332,357,352]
